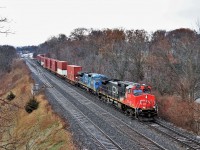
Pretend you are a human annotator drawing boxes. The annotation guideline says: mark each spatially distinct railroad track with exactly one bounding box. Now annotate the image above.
[146,120,200,150]
[26,59,53,88]
[29,59,195,149]
[26,59,122,150]
[50,88,123,150]
[34,62,165,150]
[25,60,39,75]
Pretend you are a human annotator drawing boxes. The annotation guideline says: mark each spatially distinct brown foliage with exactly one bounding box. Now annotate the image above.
[157,94,196,132]
[36,28,200,135]
[36,27,200,101]
[149,28,200,100]
[0,60,76,149]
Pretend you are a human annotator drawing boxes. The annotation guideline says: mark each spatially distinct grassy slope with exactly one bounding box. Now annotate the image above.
[0,59,76,149]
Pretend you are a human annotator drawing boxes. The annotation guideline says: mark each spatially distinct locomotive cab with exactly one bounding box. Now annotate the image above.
[124,84,157,118]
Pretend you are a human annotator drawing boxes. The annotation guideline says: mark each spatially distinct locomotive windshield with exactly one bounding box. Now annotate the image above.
[143,88,151,93]
[133,89,142,96]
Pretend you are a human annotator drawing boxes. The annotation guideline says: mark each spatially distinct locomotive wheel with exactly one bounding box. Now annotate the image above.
[135,108,139,119]
[129,109,134,116]
[121,104,126,112]
[98,94,102,99]
[125,110,130,116]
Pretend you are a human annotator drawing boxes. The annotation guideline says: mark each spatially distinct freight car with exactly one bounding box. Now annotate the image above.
[36,54,158,120]
[57,61,68,76]
[67,65,82,84]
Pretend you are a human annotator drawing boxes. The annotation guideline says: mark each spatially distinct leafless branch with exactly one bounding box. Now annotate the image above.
[0,17,14,35]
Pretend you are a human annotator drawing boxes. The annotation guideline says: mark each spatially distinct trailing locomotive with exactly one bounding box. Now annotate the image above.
[78,72,108,93]
[36,54,158,120]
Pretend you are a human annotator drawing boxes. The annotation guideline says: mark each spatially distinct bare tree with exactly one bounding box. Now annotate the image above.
[150,29,200,101]
[126,30,149,81]
[35,27,200,102]
[106,41,129,80]
[0,17,12,35]
[149,30,176,95]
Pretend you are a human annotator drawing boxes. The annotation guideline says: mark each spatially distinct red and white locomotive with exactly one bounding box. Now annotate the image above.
[99,80,157,119]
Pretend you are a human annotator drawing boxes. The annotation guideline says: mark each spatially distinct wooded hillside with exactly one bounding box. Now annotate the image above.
[0,60,76,149]
[36,28,200,102]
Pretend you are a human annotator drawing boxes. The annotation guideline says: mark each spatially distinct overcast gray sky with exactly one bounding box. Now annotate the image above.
[0,0,200,46]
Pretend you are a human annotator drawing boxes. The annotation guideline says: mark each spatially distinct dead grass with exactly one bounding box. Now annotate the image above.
[0,59,76,149]
[15,94,76,150]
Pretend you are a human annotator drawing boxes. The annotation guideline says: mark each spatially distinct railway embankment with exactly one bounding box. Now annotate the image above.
[0,59,76,149]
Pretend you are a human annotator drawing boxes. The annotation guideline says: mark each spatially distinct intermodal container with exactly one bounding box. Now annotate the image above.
[40,54,45,57]
[47,58,51,70]
[57,61,67,70]
[44,57,48,68]
[37,54,46,63]
[37,55,41,62]
[57,61,68,76]
[67,65,82,81]
[51,59,58,72]
[41,56,45,66]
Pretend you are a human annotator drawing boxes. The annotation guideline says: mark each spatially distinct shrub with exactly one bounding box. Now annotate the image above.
[25,97,39,113]
[6,91,16,101]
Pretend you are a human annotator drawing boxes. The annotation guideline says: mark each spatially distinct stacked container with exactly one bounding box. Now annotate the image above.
[67,65,82,81]
[51,59,58,73]
[47,58,51,70]
[37,55,41,62]
[39,54,45,57]
[57,61,68,76]
[44,57,48,68]
[41,56,45,66]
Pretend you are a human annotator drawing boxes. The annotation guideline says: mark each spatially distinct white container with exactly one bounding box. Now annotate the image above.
[57,68,67,76]
[41,62,44,66]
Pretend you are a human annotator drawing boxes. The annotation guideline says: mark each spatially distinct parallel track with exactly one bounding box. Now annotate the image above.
[146,120,200,150]
[26,59,123,150]
[29,60,165,150]
[51,88,123,150]
[26,59,53,88]
[28,58,199,150]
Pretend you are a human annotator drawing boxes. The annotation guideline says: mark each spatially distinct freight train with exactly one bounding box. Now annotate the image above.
[36,54,158,120]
